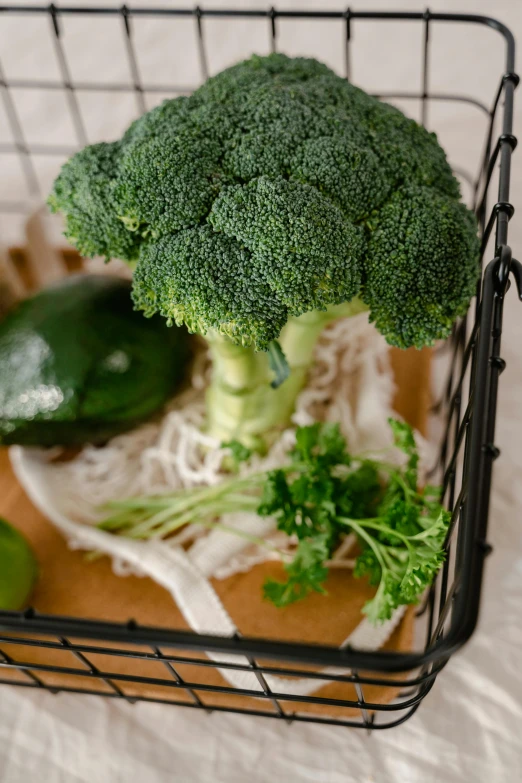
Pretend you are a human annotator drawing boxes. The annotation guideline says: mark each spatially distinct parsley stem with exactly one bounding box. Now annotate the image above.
[340,517,415,550]
[339,517,388,575]
[192,520,284,554]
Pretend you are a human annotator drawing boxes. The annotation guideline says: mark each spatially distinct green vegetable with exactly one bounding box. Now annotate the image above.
[0,517,37,610]
[267,340,290,389]
[49,53,480,449]
[0,275,191,446]
[263,536,330,607]
[99,419,449,623]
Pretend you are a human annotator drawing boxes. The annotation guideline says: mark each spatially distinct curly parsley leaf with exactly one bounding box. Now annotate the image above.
[261,418,450,622]
[388,417,419,489]
[222,439,252,470]
[263,535,330,607]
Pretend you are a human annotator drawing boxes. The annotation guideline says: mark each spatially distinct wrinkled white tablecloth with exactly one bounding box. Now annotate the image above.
[1,1,521,780]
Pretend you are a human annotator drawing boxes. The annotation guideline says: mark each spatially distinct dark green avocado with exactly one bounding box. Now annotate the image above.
[0,275,191,446]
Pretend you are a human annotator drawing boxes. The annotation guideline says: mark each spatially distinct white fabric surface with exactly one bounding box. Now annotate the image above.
[1,0,522,780]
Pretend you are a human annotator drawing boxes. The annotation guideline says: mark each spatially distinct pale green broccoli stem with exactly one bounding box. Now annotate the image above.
[205,299,368,450]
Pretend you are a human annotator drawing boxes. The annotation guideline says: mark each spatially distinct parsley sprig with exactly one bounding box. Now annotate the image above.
[99,419,449,624]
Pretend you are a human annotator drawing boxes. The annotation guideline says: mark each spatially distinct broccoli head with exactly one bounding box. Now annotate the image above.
[49,52,480,352]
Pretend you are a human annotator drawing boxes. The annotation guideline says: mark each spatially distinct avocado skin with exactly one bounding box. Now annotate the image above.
[0,275,191,446]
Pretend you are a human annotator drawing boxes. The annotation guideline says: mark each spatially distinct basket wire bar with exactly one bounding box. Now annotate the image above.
[0,5,519,729]
[48,5,88,146]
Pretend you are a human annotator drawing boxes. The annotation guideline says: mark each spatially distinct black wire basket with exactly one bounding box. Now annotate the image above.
[0,5,519,731]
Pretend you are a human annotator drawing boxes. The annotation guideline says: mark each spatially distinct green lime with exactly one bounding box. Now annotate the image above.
[0,517,38,610]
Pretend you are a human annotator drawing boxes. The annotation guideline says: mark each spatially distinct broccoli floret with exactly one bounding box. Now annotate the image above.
[209,176,364,321]
[114,104,235,239]
[121,96,192,145]
[222,83,332,179]
[49,53,480,445]
[290,135,392,221]
[48,141,141,261]
[113,132,222,238]
[191,53,333,108]
[133,227,289,349]
[363,186,479,348]
[362,101,462,199]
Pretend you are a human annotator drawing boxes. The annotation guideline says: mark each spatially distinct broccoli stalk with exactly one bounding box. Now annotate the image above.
[49,53,480,449]
[206,301,367,448]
